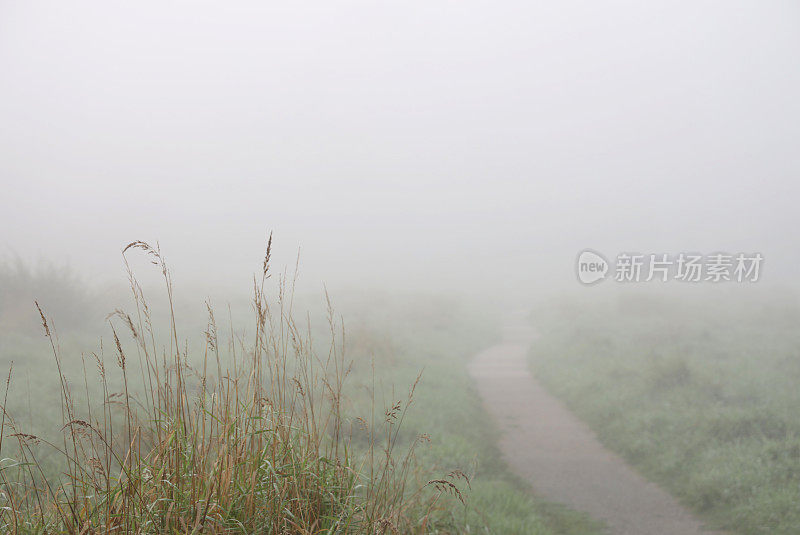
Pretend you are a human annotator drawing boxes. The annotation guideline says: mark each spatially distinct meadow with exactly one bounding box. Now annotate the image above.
[529,289,800,534]
[0,246,601,534]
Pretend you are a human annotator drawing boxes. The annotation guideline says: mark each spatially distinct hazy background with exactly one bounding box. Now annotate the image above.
[1,0,798,299]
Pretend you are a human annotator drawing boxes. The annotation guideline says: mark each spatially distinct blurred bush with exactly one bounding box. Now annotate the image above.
[0,256,100,335]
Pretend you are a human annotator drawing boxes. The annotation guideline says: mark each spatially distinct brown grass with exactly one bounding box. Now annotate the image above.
[0,238,466,534]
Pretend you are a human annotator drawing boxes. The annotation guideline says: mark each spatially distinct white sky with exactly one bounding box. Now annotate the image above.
[1,1,798,295]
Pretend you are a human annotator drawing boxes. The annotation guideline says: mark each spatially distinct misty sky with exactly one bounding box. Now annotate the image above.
[1,1,798,294]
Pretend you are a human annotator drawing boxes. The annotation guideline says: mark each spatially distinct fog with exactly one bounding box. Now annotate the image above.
[2,1,798,298]
[4,3,800,533]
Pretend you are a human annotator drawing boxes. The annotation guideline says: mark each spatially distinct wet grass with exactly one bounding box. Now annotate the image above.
[341,298,605,534]
[0,241,474,534]
[0,244,602,533]
[529,291,800,534]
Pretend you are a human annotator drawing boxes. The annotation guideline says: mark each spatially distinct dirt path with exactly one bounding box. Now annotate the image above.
[468,317,721,535]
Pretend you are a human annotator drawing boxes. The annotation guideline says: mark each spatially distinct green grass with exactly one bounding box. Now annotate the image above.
[341,298,605,534]
[0,242,603,533]
[529,291,800,534]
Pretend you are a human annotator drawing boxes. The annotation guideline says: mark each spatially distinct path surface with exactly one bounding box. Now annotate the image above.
[468,316,721,535]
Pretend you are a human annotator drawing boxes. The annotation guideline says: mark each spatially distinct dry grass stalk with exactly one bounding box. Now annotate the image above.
[0,237,469,534]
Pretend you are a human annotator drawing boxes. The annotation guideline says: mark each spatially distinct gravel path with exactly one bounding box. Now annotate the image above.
[468,317,722,535]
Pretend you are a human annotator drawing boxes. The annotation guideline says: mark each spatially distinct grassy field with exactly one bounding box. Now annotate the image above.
[338,296,604,534]
[529,290,800,535]
[0,249,602,533]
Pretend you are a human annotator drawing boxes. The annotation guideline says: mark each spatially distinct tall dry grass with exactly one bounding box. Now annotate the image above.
[0,238,467,534]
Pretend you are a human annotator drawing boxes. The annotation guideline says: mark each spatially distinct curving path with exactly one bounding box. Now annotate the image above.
[468,315,722,535]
